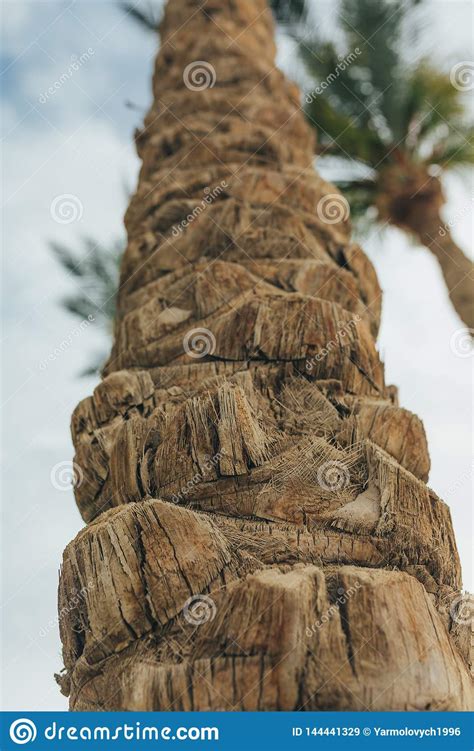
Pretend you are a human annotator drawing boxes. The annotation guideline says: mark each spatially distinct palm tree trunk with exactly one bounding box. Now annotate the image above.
[56,0,473,711]
[376,166,474,330]
[409,213,474,330]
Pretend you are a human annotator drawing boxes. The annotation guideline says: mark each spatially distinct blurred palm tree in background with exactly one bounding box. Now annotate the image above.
[52,0,473,376]
[300,0,473,327]
[50,238,122,375]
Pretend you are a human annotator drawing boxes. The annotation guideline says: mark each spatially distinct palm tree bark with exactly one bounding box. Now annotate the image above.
[56,0,473,711]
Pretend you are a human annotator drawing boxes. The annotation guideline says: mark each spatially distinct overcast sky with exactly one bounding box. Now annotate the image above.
[1,0,473,711]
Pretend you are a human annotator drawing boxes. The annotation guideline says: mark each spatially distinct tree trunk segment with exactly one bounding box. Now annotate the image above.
[56,0,473,711]
[411,214,474,331]
[376,164,474,330]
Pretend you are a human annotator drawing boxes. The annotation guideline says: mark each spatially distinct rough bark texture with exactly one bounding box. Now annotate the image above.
[56,0,473,711]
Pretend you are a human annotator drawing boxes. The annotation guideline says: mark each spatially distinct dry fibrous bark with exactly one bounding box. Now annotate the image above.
[56,0,473,711]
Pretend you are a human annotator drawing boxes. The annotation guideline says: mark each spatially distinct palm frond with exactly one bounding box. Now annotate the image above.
[80,352,109,378]
[403,64,466,149]
[392,63,474,174]
[333,179,377,221]
[300,0,427,145]
[50,236,123,331]
[120,1,163,33]
[61,296,99,321]
[270,0,307,26]
[301,40,373,123]
[51,236,123,376]
[305,88,386,165]
[50,242,84,277]
[429,126,474,169]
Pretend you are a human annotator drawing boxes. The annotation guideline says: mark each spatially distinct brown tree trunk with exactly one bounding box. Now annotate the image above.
[408,212,474,331]
[56,0,473,711]
[376,164,474,330]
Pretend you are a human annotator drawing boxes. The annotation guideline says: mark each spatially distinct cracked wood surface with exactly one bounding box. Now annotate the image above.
[56,0,473,711]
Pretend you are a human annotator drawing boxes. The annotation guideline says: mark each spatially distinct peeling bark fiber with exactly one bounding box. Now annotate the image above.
[56,0,473,711]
